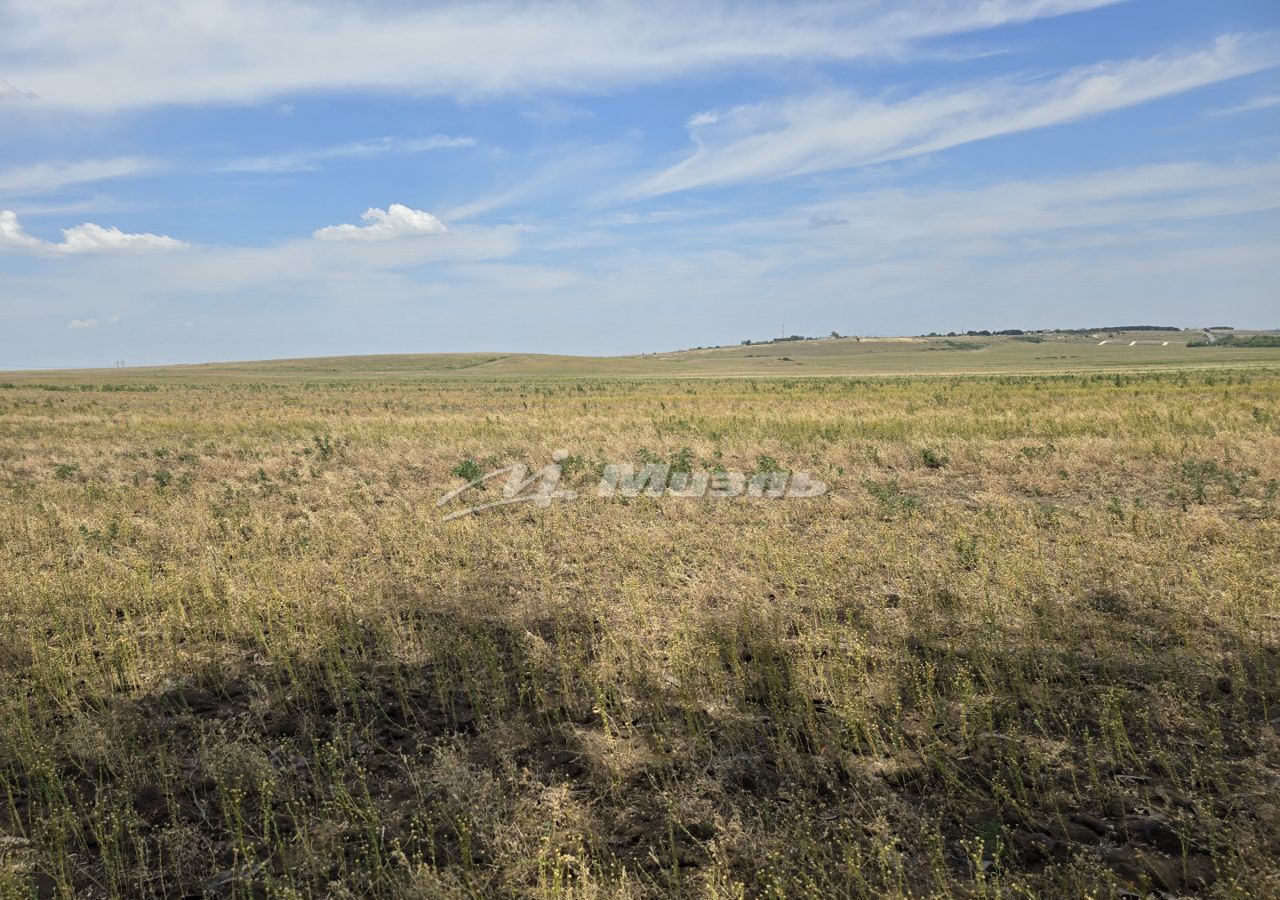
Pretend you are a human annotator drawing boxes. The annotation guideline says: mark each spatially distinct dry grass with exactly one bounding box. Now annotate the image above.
[0,369,1278,898]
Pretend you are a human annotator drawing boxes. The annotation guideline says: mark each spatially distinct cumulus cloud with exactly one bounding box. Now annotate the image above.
[0,210,45,250]
[633,34,1280,196]
[313,204,449,241]
[0,210,188,254]
[58,223,188,253]
[0,0,1125,113]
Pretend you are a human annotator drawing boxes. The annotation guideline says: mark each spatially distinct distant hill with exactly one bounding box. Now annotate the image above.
[5,329,1280,383]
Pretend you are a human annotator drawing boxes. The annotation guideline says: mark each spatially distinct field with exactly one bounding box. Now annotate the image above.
[1,346,1279,897]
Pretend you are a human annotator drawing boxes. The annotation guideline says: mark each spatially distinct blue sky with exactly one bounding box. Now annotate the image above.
[1,0,1278,369]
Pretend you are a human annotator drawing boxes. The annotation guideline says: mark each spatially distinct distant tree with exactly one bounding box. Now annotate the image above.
[1190,334,1280,348]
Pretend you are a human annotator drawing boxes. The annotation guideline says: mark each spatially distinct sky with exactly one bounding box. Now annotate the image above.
[1,0,1278,369]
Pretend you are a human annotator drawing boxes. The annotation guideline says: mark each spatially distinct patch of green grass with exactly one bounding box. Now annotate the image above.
[920,447,949,469]
[451,458,485,482]
[864,476,923,516]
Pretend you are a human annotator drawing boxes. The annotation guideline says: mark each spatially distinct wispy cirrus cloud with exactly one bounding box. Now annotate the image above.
[220,134,475,174]
[521,99,594,128]
[632,34,1280,196]
[0,78,38,102]
[0,0,1125,113]
[783,158,1280,253]
[66,317,119,329]
[1209,93,1280,116]
[0,210,187,254]
[0,157,156,197]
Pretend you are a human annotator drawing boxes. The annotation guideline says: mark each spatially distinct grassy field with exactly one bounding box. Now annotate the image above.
[1,352,1278,897]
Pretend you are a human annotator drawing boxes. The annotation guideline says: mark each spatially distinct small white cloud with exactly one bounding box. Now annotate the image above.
[0,210,45,250]
[58,222,188,254]
[67,319,99,329]
[0,210,188,255]
[399,135,476,152]
[313,204,448,241]
[809,216,850,229]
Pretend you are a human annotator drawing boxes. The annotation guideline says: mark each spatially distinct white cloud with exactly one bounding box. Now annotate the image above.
[64,315,120,329]
[220,135,474,174]
[1209,93,1280,116]
[6,156,1278,367]
[440,137,642,221]
[0,210,44,250]
[0,0,1124,113]
[0,221,528,320]
[521,100,594,128]
[314,204,449,241]
[633,34,1280,196]
[0,158,155,196]
[399,135,477,153]
[57,223,188,253]
[784,159,1280,252]
[0,210,188,254]
[0,78,38,102]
